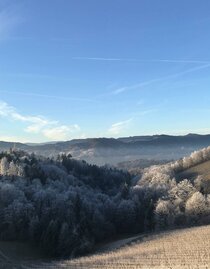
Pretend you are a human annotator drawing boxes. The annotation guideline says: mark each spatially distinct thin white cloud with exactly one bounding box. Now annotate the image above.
[108,119,132,136]
[112,63,210,95]
[72,57,210,64]
[43,125,80,140]
[131,109,158,117]
[112,78,161,95]
[72,57,123,61]
[0,101,81,141]
[150,59,210,64]
[0,101,56,132]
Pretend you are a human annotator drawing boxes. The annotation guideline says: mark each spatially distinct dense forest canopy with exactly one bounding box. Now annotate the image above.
[0,147,210,257]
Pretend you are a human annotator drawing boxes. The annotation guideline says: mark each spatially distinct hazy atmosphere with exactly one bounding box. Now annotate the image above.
[1,0,210,142]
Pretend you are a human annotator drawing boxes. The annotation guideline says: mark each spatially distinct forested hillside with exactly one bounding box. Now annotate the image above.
[0,150,135,258]
[1,147,210,258]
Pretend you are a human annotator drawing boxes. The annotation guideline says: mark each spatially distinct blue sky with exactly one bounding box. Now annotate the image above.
[0,0,210,142]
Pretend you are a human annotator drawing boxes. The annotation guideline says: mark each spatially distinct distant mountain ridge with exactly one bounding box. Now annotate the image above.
[1,134,210,165]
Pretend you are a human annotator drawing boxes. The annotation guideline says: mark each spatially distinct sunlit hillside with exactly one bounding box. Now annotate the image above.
[58,225,210,269]
[178,159,210,181]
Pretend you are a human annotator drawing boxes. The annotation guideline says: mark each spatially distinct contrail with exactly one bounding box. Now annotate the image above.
[72,57,124,61]
[72,57,210,64]
[112,63,210,95]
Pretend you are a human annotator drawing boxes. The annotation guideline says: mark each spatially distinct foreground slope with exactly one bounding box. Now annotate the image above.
[65,225,210,269]
[12,225,210,269]
[48,226,210,269]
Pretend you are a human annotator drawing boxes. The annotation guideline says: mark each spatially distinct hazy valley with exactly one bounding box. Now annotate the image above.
[1,134,210,166]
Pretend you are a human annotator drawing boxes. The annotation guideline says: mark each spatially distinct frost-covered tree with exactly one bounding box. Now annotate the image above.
[194,175,210,194]
[0,157,9,176]
[155,199,177,229]
[185,192,208,222]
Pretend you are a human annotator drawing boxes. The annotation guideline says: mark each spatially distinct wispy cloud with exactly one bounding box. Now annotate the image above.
[0,101,81,141]
[42,125,80,140]
[131,109,158,117]
[112,78,161,95]
[108,118,132,136]
[149,59,210,64]
[72,57,124,61]
[112,63,210,95]
[72,57,210,64]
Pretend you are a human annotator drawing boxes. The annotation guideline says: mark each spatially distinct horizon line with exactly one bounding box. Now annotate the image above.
[0,132,209,144]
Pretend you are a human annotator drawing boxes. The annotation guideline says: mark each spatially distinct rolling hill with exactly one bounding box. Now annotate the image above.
[1,133,210,165]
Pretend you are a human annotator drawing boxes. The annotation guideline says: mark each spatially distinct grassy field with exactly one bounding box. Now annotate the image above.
[58,225,210,269]
[2,225,210,269]
[177,160,210,181]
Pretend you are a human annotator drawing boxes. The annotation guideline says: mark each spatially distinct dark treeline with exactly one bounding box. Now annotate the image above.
[0,147,210,258]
